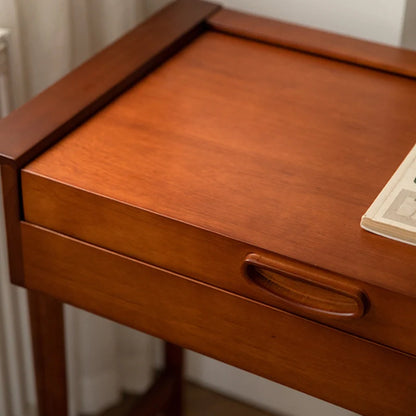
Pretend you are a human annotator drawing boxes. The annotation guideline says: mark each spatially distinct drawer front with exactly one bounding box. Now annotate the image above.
[22,175,416,356]
[21,222,416,416]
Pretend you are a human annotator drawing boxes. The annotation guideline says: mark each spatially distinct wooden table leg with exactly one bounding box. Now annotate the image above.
[29,289,183,416]
[163,342,183,416]
[127,341,184,416]
[28,290,68,416]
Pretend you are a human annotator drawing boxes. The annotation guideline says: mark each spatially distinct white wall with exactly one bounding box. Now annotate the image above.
[219,0,408,46]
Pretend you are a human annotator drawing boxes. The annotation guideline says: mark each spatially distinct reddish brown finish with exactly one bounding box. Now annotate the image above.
[21,31,416,356]
[0,0,218,286]
[3,6,416,416]
[208,9,416,78]
[163,343,183,416]
[243,253,367,320]
[28,290,68,416]
[20,172,416,357]
[0,0,219,167]
[21,31,416,296]
[21,223,416,416]
[0,3,217,415]
[1,164,24,285]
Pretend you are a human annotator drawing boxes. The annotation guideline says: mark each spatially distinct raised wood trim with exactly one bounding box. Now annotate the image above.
[208,9,416,78]
[0,0,219,168]
[1,164,24,285]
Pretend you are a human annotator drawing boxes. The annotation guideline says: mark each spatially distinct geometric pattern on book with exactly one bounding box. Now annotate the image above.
[383,189,416,227]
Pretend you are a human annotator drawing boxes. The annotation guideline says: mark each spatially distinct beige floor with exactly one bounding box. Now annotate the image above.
[94,382,277,416]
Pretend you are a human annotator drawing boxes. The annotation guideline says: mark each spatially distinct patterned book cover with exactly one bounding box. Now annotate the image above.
[361,144,416,246]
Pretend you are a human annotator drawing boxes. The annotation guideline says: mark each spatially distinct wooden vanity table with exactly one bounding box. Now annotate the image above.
[1,1,415,415]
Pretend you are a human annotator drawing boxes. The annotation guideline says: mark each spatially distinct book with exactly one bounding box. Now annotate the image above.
[360,143,416,246]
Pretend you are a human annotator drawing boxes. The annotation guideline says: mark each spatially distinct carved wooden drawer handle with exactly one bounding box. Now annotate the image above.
[244,253,367,320]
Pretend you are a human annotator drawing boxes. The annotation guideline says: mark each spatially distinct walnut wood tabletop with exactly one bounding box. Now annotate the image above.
[2,3,416,416]
[22,30,416,297]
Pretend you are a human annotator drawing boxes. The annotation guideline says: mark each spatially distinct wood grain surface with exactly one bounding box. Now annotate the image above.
[21,222,416,416]
[0,0,218,286]
[28,290,68,416]
[209,9,416,78]
[22,31,416,297]
[20,172,416,357]
[16,11,416,416]
[1,164,24,284]
[0,0,219,167]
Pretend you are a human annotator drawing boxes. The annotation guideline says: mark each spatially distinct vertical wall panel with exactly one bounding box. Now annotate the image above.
[0,30,11,117]
[402,0,416,50]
